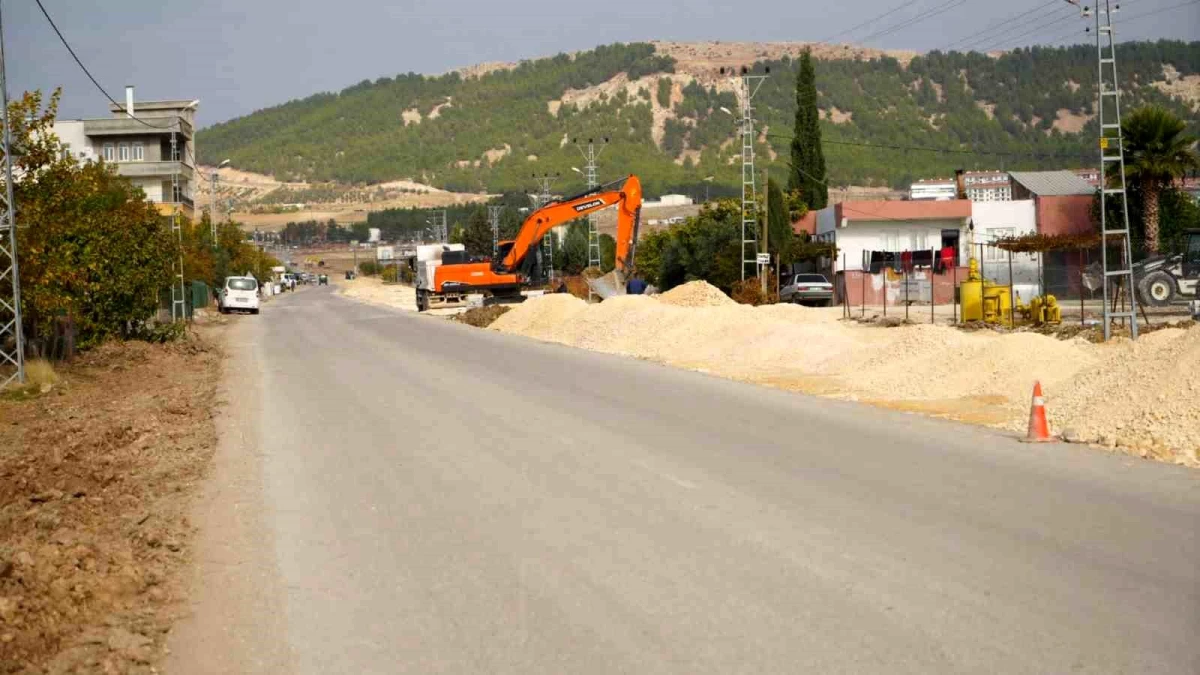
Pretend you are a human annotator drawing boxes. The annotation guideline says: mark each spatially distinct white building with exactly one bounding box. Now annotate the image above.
[970,200,1041,299]
[643,194,694,209]
[51,88,199,219]
[962,170,1013,202]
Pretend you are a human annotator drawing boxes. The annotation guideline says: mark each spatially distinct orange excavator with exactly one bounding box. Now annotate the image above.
[416,174,643,311]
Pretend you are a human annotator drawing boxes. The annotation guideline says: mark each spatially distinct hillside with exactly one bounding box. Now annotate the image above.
[197,40,1200,197]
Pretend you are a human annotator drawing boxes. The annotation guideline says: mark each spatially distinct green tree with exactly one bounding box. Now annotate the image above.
[599,233,616,272]
[787,49,828,209]
[459,207,494,257]
[1120,105,1199,253]
[11,90,177,348]
[765,178,793,256]
[657,77,673,108]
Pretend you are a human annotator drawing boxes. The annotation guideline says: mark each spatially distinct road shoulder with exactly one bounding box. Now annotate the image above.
[164,318,294,674]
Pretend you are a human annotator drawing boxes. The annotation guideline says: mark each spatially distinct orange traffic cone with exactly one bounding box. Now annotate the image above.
[1022,381,1054,443]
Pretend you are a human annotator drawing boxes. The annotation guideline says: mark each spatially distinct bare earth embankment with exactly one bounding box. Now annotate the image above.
[490,282,1199,467]
[0,328,224,673]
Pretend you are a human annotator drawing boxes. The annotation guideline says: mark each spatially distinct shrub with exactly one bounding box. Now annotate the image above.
[358,261,381,276]
[730,275,779,306]
[381,265,399,282]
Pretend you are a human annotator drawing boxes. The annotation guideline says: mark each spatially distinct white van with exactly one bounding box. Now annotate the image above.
[219,276,260,314]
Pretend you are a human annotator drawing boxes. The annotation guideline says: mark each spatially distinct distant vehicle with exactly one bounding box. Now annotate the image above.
[318,274,329,286]
[219,276,260,314]
[780,273,834,306]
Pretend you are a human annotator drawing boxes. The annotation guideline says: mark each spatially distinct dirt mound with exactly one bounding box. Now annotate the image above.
[657,281,735,308]
[0,329,222,672]
[454,305,511,328]
[1049,325,1200,463]
[489,294,588,339]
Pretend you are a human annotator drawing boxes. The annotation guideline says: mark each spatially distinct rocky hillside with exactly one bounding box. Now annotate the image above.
[197,40,1200,196]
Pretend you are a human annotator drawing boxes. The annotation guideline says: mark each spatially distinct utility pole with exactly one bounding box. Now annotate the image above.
[726,66,769,281]
[575,138,607,272]
[169,130,186,322]
[427,210,447,243]
[761,167,769,296]
[1072,0,1138,340]
[488,205,503,259]
[531,173,559,285]
[0,2,25,389]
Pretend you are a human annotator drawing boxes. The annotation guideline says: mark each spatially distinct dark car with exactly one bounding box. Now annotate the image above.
[318,274,329,286]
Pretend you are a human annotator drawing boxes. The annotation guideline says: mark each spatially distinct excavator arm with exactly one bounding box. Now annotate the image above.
[497,174,642,275]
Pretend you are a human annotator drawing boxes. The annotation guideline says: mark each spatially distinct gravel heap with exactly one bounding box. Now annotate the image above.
[657,281,736,307]
[1048,326,1200,463]
[491,291,1200,466]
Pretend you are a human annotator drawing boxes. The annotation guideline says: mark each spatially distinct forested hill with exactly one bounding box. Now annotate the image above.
[197,40,1200,196]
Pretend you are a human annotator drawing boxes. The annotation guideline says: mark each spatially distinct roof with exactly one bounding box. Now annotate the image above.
[108,100,199,113]
[836,199,971,224]
[1008,170,1095,196]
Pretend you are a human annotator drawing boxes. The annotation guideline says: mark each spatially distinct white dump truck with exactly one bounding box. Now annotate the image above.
[413,243,469,312]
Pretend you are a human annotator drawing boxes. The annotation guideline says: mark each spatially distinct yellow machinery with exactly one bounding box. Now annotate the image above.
[1017,294,1062,325]
[960,258,1012,324]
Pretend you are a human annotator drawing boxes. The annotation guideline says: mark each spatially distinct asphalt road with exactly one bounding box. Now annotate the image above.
[168,285,1200,674]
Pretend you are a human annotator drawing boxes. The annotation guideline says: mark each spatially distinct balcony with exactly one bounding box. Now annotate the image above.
[83,116,192,138]
[114,161,194,181]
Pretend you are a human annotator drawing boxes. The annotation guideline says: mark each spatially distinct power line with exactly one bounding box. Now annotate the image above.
[996,0,1199,49]
[765,133,1092,161]
[857,0,970,44]
[34,0,176,130]
[940,0,1065,51]
[975,8,1080,52]
[820,0,924,44]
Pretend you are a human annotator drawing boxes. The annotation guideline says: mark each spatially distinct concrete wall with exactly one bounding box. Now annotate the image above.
[132,178,163,202]
[841,267,969,306]
[1036,195,1094,236]
[50,121,98,162]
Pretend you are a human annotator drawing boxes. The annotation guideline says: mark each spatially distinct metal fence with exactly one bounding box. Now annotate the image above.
[830,239,1196,328]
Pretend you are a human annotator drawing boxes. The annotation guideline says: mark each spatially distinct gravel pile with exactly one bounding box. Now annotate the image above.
[657,281,736,307]
[491,291,1200,467]
[1048,326,1200,463]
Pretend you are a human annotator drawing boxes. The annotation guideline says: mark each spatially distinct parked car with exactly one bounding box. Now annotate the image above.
[780,273,834,306]
[318,274,329,286]
[218,276,260,314]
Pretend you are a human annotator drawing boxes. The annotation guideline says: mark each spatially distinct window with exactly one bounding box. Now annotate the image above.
[985,228,1015,261]
[132,142,144,161]
[118,143,130,162]
[103,143,115,161]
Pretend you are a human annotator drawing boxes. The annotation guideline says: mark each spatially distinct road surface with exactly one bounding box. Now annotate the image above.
[168,285,1200,674]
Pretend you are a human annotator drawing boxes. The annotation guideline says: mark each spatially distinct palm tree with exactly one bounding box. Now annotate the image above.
[1120,106,1199,254]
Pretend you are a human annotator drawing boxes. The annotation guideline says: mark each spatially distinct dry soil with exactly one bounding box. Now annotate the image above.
[0,328,223,673]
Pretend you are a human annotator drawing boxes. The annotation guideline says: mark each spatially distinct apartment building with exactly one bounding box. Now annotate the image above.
[961,170,1013,202]
[52,88,198,219]
[909,178,958,201]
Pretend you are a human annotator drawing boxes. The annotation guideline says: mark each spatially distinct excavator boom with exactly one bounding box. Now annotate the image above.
[498,174,642,275]
[425,174,642,308]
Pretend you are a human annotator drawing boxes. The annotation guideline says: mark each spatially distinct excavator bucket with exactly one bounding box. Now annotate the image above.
[585,269,627,299]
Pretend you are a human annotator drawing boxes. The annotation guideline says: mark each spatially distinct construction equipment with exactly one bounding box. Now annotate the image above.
[1134,229,1200,307]
[1017,294,1063,325]
[959,258,1012,324]
[416,175,643,312]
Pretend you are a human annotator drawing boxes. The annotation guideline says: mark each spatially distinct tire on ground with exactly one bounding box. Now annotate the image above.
[1137,270,1176,307]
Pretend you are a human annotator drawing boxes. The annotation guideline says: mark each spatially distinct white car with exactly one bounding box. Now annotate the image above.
[780,273,835,306]
[219,276,260,314]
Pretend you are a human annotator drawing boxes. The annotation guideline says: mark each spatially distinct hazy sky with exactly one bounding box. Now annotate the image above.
[6,0,1197,127]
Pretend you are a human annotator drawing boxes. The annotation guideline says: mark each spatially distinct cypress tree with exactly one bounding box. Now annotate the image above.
[788,50,828,209]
